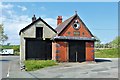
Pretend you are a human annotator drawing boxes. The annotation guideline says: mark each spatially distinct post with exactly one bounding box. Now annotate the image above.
[76,51,77,62]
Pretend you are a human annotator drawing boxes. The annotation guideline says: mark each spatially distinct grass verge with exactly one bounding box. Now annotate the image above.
[24,60,58,71]
[95,48,118,58]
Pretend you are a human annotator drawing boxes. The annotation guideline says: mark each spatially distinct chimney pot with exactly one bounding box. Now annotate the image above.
[32,14,36,22]
[57,16,62,25]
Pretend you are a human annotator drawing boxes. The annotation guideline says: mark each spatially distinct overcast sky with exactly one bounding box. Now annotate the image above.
[1,2,118,45]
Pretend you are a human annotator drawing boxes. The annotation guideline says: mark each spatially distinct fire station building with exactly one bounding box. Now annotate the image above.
[19,13,96,62]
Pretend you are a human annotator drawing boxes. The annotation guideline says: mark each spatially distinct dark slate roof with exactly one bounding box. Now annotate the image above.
[55,14,76,34]
[19,17,57,35]
[55,14,94,37]
[51,36,96,41]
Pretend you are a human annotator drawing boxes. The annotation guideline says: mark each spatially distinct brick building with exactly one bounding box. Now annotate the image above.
[52,13,96,62]
[19,13,96,62]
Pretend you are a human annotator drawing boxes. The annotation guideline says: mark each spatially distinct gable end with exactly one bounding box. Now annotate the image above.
[58,14,94,37]
[19,17,57,35]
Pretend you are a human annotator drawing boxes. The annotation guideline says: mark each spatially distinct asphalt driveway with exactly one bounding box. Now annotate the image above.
[1,56,118,78]
[1,56,34,79]
[28,58,118,78]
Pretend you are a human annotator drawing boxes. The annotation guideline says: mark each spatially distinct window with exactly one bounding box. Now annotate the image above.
[73,31,80,36]
[36,27,43,39]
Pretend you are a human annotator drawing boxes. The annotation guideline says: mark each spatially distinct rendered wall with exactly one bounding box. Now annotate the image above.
[20,20,56,62]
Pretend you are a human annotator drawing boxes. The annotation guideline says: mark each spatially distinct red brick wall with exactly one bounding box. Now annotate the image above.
[86,42,94,61]
[55,42,68,62]
[53,17,95,62]
[60,18,92,38]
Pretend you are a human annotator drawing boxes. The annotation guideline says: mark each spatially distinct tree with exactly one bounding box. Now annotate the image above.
[109,36,120,48]
[0,24,8,45]
[94,36,101,48]
[7,43,11,46]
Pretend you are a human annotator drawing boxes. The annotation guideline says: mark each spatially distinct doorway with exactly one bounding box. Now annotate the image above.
[69,41,85,62]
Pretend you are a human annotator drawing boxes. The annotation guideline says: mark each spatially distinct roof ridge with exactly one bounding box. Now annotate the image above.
[56,14,76,28]
[19,17,57,35]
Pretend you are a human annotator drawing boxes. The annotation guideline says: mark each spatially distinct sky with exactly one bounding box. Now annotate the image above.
[0,2,118,45]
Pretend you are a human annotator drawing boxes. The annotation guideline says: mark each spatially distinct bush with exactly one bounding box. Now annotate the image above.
[95,48,118,58]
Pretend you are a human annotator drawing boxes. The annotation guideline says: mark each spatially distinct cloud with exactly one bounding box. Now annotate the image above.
[3,15,31,45]
[3,15,69,45]
[44,18,57,29]
[0,3,14,9]
[0,3,15,20]
[17,5,27,11]
[1,3,69,45]
[43,16,69,29]
[40,6,46,11]
[6,10,14,16]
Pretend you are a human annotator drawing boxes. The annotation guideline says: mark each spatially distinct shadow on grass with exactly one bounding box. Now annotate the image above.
[95,59,112,63]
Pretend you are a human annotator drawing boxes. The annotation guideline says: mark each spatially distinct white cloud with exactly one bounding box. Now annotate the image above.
[44,18,57,29]
[17,5,27,11]
[3,15,69,45]
[1,3,68,45]
[0,3,15,21]
[0,3,29,45]
[6,10,14,16]
[3,15,31,45]
[43,16,69,29]
[40,6,46,11]
[0,3,14,9]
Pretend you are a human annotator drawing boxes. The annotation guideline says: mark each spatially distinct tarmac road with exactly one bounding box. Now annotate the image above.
[0,56,119,79]
[0,56,19,79]
[1,55,34,79]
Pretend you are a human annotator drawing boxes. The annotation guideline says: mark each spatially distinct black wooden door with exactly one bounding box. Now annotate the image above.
[25,39,52,60]
[69,41,85,62]
[69,42,77,62]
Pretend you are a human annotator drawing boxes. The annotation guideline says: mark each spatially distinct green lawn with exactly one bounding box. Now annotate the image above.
[24,60,58,71]
[95,48,119,58]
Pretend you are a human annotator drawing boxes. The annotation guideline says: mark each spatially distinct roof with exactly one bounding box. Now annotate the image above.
[19,17,57,35]
[55,14,94,37]
[51,36,96,41]
[55,14,76,34]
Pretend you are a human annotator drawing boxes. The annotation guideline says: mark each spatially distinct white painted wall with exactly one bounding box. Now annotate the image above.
[20,19,56,62]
